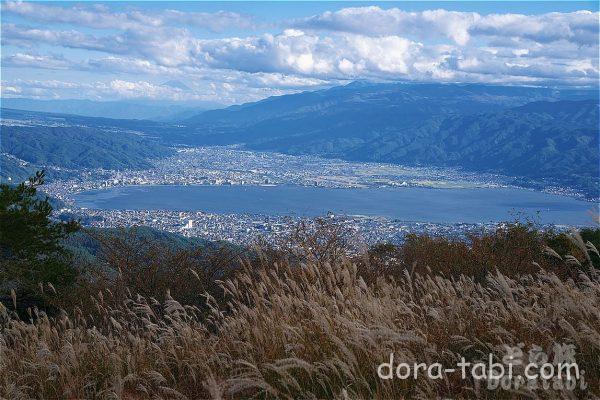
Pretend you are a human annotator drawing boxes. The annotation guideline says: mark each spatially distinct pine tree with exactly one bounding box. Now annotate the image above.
[0,170,79,311]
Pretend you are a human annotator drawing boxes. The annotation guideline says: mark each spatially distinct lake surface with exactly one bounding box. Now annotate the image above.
[73,184,595,225]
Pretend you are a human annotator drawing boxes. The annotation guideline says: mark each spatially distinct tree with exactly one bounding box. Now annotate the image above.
[0,170,79,311]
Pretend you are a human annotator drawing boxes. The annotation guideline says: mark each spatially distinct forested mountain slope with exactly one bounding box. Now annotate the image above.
[181,83,599,195]
[1,109,173,173]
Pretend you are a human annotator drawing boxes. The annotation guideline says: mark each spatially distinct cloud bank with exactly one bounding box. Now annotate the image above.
[292,7,598,46]
[1,2,598,103]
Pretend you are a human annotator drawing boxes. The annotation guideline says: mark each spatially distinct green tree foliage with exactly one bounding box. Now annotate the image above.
[0,170,79,310]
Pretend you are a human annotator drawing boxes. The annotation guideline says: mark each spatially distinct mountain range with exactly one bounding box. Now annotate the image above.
[179,82,599,196]
[2,82,598,197]
[1,108,173,176]
[0,98,220,121]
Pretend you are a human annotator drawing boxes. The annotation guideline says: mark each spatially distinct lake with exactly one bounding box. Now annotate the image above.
[72,184,595,225]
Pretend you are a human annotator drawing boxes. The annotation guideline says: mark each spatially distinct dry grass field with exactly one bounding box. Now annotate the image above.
[1,222,599,399]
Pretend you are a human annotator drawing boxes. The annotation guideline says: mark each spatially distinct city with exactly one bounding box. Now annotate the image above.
[36,145,580,245]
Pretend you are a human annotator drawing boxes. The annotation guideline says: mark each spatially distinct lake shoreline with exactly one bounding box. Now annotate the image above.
[72,183,595,226]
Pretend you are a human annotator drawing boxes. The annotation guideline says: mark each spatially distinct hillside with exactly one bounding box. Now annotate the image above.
[64,226,235,266]
[185,82,593,134]
[181,83,599,196]
[246,99,599,193]
[190,83,551,124]
[3,219,600,398]
[2,83,598,196]
[0,154,39,183]
[1,108,173,173]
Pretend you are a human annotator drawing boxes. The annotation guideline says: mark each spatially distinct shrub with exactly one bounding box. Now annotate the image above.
[359,224,600,283]
[62,227,244,319]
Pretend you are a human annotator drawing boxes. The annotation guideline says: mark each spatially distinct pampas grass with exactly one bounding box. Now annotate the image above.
[1,228,599,399]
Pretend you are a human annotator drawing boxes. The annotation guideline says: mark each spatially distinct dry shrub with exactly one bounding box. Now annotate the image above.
[280,217,358,266]
[61,228,244,319]
[1,230,599,399]
[360,224,596,283]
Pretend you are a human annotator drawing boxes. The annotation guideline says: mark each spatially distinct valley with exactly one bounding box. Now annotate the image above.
[31,145,595,245]
[4,82,598,197]
[2,82,598,245]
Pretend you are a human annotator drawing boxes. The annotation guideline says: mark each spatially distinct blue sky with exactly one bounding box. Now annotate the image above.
[1,1,598,105]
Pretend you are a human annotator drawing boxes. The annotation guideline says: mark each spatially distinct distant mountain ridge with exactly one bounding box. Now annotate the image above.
[1,82,598,197]
[184,82,592,128]
[1,108,173,179]
[1,98,222,121]
[180,82,599,196]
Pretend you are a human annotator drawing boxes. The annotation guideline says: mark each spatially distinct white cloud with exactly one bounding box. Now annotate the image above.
[1,1,256,32]
[85,57,176,75]
[107,80,186,99]
[0,78,207,101]
[4,23,598,88]
[2,53,74,69]
[161,10,256,32]
[0,84,22,95]
[1,24,199,67]
[293,7,599,46]
[294,7,477,45]
[240,72,332,89]
[10,79,79,89]
[471,11,598,45]
[2,24,128,54]
[191,31,425,78]
[1,4,598,102]
[188,30,599,85]
[0,72,330,104]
